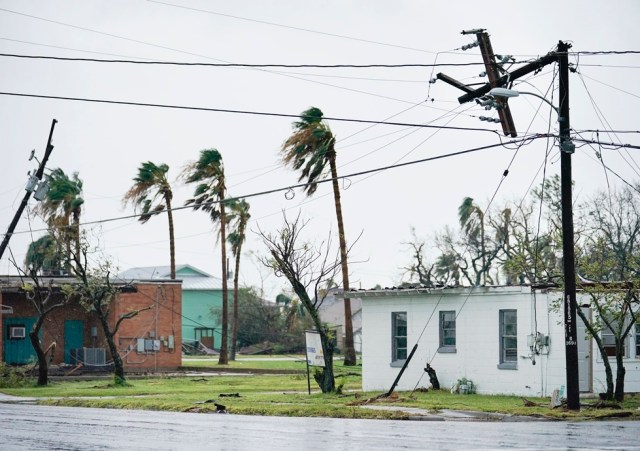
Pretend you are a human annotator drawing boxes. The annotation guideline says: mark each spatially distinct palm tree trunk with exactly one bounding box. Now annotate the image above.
[166,196,176,280]
[64,213,72,275]
[218,201,229,365]
[231,245,241,360]
[73,209,81,274]
[328,152,356,366]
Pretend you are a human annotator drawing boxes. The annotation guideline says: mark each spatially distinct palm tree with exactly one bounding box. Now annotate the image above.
[281,106,357,365]
[226,198,250,360]
[24,234,64,276]
[123,161,176,279]
[36,168,83,273]
[182,149,230,365]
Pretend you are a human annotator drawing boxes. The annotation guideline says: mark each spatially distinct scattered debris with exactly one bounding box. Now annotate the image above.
[219,393,240,397]
[522,397,545,407]
[194,399,227,413]
[586,400,622,410]
[347,392,398,406]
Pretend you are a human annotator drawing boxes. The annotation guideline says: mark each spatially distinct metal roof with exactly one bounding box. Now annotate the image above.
[117,264,223,291]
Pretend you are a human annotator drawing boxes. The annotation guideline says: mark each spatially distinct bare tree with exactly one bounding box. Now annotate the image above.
[258,213,346,393]
[400,227,435,287]
[10,252,66,386]
[64,241,151,385]
[573,185,640,400]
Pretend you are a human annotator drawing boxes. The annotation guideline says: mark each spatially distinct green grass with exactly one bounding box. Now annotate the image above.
[1,357,638,421]
[181,355,362,373]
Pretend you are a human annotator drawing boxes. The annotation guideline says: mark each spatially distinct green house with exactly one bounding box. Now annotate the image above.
[117,265,222,350]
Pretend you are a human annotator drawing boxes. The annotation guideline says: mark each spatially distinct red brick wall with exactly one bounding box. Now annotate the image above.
[1,281,182,371]
[2,290,99,365]
[113,282,182,371]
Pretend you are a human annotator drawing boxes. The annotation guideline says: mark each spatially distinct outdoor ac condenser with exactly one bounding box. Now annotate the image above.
[72,347,106,366]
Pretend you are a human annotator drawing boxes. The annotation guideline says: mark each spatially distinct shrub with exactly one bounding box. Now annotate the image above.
[452,376,477,394]
[0,363,30,388]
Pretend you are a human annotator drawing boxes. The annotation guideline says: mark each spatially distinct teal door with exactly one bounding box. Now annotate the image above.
[3,317,37,364]
[64,320,84,364]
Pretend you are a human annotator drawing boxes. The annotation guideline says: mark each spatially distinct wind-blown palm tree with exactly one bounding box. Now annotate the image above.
[226,198,251,360]
[123,161,176,279]
[281,106,356,365]
[36,168,83,273]
[182,149,230,364]
[24,234,64,276]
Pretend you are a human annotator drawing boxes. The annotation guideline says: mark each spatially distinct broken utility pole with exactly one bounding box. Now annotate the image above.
[0,119,58,261]
[437,33,580,410]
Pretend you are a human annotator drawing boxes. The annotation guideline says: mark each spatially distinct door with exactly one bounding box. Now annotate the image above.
[577,307,592,392]
[3,317,37,364]
[64,320,84,364]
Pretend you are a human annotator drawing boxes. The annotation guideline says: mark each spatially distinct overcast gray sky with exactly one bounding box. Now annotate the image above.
[1,0,639,299]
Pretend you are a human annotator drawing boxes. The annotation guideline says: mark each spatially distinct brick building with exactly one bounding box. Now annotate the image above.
[0,276,182,372]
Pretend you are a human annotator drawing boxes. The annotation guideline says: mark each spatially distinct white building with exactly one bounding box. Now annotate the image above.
[355,285,640,397]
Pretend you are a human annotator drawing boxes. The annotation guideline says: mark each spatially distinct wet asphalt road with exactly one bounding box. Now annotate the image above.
[1,403,639,450]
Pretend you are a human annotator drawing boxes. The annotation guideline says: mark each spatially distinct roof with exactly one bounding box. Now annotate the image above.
[116,264,223,290]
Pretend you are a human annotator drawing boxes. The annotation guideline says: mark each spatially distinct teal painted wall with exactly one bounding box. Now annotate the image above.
[63,320,84,364]
[176,267,203,277]
[182,290,222,346]
[3,317,37,364]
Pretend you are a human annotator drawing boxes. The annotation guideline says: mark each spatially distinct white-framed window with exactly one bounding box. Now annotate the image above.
[636,324,640,359]
[438,311,456,353]
[498,309,517,369]
[391,312,407,365]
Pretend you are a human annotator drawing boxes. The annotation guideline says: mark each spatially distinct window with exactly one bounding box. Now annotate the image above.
[601,317,630,358]
[498,310,517,369]
[391,312,407,364]
[438,311,456,353]
[636,324,640,359]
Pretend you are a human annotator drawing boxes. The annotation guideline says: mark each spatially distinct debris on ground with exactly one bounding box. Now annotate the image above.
[346,392,398,406]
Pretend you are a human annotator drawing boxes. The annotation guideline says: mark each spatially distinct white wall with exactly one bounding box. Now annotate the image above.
[362,286,640,396]
[362,287,569,397]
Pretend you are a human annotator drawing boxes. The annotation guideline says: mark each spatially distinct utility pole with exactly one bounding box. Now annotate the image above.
[557,40,580,410]
[0,119,58,261]
[439,34,580,410]
[475,31,517,137]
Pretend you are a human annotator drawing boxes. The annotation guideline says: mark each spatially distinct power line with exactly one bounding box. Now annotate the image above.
[3,135,547,238]
[0,90,501,133]
[146,0,438,55]
[574,50,640,55]
[0,52,489,68]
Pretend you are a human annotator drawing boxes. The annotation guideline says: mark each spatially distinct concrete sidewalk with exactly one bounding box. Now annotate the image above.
[361,405,550,422]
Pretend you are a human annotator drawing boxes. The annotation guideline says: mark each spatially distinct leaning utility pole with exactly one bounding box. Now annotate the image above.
[439,33,580,410]
[0,119,58,261]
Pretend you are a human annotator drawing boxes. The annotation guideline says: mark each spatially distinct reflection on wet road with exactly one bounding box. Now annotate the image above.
[1,403,639,450]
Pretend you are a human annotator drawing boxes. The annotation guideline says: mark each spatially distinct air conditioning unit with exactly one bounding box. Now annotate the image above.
[9,326,25,339]
[72,347,106,366]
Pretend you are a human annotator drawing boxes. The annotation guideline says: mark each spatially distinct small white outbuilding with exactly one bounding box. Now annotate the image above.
[352,285,640,397]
